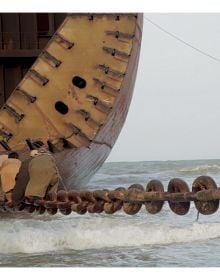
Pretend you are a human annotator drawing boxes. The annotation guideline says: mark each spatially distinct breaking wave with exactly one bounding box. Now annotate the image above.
[0,214,220,254]
[179,164,220,175]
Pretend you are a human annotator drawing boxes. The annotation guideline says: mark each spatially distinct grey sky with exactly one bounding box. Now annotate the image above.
[107,14,220,162]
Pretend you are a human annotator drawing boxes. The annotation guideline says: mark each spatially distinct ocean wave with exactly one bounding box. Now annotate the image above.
[179,164,220,174]
[88,174,149,189]
[0,214,220,253]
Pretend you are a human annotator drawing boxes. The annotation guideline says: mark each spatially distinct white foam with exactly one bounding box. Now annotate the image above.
[179,164,220,173]
[0,214,220,254]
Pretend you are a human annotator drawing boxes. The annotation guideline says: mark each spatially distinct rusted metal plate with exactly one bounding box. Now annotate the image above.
[5,175,220,216]
[145,180,165,214]
[54,14,67,30]
[4,64,22,99]
[1,13,20,49]
[192,176,219,215]
[20,13,38,49]
[0,65,5,106]
[0,14,139,151]
[0,14,143,189]
[0,15,3,49]
[168,178,190,215]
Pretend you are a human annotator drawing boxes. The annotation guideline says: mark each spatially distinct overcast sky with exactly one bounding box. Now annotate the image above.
[107,13,220,162]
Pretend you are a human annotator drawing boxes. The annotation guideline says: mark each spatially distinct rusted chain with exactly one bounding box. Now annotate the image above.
[3,175,220,216]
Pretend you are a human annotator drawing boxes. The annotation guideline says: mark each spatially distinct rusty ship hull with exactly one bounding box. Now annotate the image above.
[0,13,143,190]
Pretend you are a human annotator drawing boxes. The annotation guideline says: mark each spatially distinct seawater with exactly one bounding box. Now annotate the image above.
[1,159,220,267]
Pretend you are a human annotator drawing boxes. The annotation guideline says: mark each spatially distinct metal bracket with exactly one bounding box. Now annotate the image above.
[98,64,125,78]
[41,51,62,68]
[103,46,130,59]
[54,33,74,49]
[105,30,134,40]
[29,69,49,86]
[15,88,37,103]
[3,104,24,122]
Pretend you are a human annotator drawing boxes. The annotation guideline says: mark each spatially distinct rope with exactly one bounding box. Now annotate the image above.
[144,16,220,63]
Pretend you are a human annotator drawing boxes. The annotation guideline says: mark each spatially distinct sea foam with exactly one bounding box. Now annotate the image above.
[0,214,220,254]
[179,164,220,174]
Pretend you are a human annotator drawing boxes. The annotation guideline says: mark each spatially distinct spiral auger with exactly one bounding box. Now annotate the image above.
[1,175,220,216]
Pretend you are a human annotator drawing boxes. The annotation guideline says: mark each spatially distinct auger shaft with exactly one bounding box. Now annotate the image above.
[1,175,220,216]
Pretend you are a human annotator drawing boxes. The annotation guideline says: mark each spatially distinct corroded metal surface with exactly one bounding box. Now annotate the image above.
[0,14,67,105]
[2,175,220,216]
[0,13,143,188]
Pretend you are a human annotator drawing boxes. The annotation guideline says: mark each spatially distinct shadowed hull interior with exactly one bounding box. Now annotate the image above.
[0,13,143,189]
